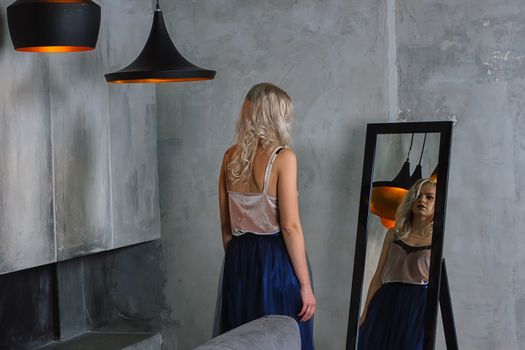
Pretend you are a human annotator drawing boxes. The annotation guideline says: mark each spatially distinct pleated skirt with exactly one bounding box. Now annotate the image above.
[358,282,428,350]
[215,232,314,350]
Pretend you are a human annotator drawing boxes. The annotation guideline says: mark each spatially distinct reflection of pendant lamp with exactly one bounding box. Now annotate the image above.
[105,0,216,84]
[380,217,396,228]
[430,163,438,183]
[370,134,415,229]
[7,0,101,53]
[409,133,427,184]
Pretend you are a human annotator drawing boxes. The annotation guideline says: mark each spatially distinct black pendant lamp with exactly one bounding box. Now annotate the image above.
[370,134,415,229]
[7,0,101,53]
[105,0,216,84]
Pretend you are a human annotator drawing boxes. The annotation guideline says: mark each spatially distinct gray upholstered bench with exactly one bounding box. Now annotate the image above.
[194,315,301,350]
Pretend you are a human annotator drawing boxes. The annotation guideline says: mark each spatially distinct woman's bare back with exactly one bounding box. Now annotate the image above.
[225,145,280,198]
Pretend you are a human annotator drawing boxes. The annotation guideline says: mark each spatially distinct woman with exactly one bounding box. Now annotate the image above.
[216,83,316,350]
[358,178,436,350]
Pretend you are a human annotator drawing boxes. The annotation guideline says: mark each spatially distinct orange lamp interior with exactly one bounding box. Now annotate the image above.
[16,46,94,53]
[370,186,408,229]
[380,217,396,229]
[109,77,212,84]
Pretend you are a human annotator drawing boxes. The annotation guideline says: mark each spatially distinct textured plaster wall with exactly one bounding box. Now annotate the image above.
[153,0,525,349]
[0,0,160,274]
[53,241,164,345]
[396,0,525,348]
[83,241,163,334]
[156,1,389,348]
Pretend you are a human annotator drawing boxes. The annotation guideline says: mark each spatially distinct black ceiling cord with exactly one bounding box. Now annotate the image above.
[410,133,427,184]
[406,133,415,161]
[418,133,428,166]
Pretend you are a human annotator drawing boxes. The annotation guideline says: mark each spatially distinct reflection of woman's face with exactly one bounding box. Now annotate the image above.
[411,183,436,219]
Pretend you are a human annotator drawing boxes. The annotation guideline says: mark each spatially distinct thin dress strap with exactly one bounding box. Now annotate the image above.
[263,147,284,194]
[224,149,231,191]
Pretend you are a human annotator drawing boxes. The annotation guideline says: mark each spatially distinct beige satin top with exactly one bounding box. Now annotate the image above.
[381,235,431,285]
[227,147,283,236]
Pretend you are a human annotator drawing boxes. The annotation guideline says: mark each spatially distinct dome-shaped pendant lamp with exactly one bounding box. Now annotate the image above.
[7,0,101,53]
[105,0,216,84]
[370,160,411,228]
[370,134,415,229]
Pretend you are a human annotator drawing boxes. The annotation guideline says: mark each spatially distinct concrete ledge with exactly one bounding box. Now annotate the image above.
[194,315,300,350]
[37,332,161,350]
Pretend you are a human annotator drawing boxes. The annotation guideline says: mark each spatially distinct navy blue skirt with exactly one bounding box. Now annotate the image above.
[219,232,314,350]
[358,282,428,350]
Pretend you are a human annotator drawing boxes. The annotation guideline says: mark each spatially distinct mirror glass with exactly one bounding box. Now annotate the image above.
[361,133,439,310]
[347,129,449,350]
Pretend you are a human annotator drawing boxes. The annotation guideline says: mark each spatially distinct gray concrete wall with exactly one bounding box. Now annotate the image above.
[53,241,164,344]
[0,0,160,274]
[0,28,55,274]
[56,258,88,340]
[83,241,163,333]
[156,1,389,348]
[396,0,525,348]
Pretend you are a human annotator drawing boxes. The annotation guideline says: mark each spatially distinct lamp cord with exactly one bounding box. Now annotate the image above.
[418,133,428,165]
[406,133,415,161]
[156,0,160,10]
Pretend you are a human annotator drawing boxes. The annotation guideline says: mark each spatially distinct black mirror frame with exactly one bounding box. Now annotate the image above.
[345,121,453,350]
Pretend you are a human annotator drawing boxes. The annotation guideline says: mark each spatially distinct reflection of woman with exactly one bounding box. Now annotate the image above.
[217,83,315,349]
[358,178,436,350]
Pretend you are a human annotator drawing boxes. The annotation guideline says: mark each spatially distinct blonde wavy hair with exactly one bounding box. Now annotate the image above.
[227,83,294,184]
[394,178,436,239]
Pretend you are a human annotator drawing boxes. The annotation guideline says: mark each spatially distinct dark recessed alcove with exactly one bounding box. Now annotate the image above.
[0,240,162,350]
[0,265,58,350]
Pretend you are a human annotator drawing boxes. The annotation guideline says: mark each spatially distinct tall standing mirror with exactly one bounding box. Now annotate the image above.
[346,122,454,350]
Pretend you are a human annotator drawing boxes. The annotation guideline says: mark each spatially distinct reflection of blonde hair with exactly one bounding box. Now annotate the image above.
[394,178,436,239]
[228,83,294,184]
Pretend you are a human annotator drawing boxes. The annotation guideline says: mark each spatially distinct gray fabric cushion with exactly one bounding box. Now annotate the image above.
[194,315,301,350]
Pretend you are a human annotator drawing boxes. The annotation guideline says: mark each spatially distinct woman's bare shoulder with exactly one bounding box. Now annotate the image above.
[225,144,238,153]
[384,228,397,243]
[275,147,296,164]
[224,145,239,161]
[273,148,296,177]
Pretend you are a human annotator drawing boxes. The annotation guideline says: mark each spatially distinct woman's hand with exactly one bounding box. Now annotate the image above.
[298,285,317,322]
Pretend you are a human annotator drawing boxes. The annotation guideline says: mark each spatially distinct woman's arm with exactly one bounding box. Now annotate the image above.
[276,148,316,322]
[359,229,395,326]
[219,149,233,252]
